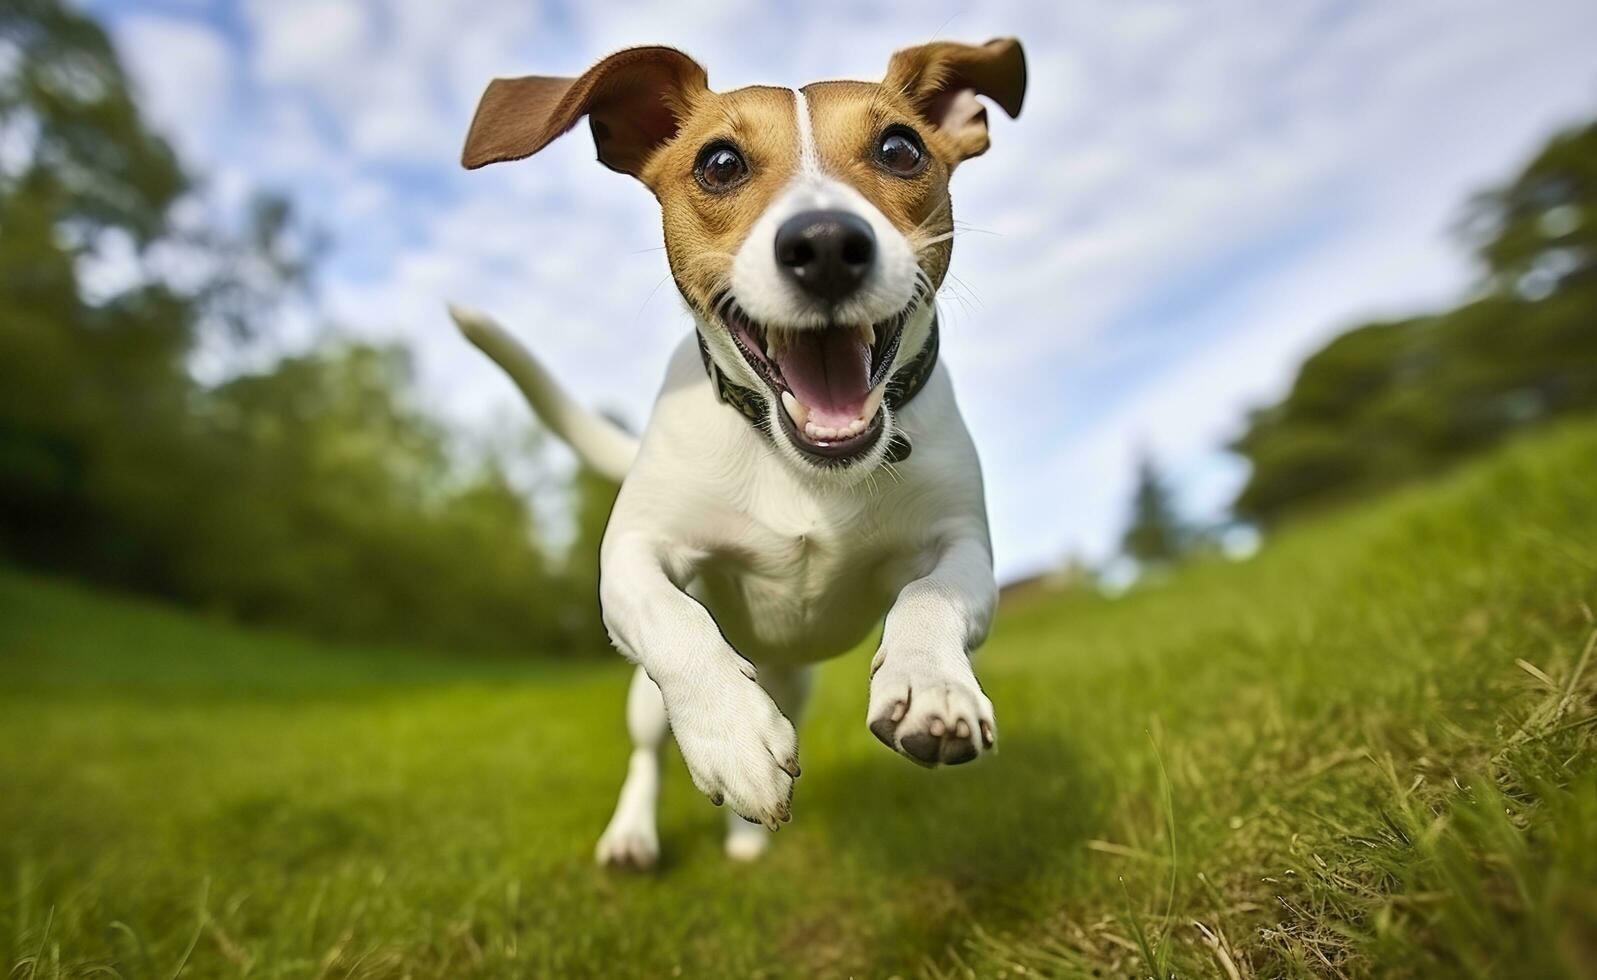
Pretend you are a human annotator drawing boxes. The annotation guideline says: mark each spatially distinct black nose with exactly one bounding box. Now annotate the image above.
[774,210,876,303]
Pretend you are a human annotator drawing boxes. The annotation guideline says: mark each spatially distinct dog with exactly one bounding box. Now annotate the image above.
[448,37,1025,867]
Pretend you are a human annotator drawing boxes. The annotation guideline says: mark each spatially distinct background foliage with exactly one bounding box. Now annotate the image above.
[0,0,612,655]
[1230,120,1597,526]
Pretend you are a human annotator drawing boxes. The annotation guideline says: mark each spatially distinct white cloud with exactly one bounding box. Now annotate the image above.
[239,0,545,162]
[247,0,367,87]
[116,14,233,162]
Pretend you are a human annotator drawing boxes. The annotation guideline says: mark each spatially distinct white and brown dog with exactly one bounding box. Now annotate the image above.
[448,37,1025,867]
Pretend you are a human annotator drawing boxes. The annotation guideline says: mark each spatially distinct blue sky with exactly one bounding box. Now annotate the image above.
[89,0,1597,580]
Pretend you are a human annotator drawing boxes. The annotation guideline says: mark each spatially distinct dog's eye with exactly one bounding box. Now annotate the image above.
[696,143,749,192]
[875,127,926,176]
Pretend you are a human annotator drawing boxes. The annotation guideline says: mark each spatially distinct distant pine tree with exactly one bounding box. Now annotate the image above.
[1121,453,1187,566]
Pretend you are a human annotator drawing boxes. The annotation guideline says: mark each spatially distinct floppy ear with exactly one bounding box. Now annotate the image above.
[883,37,1026,162]
[462,46,707,177]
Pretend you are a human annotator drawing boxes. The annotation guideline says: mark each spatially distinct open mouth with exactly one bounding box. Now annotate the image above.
[715,296,916,463]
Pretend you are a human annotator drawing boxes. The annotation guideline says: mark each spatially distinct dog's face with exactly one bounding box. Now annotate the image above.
[463,40,1025,480]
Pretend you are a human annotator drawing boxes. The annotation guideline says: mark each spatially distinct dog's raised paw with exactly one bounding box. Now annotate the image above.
[867,652,995,767]
[663,660,800,830]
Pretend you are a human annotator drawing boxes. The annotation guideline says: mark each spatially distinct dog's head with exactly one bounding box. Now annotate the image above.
[463,39,1025,479]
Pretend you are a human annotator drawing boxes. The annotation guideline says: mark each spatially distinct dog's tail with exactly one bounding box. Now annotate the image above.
[448,304,639,482]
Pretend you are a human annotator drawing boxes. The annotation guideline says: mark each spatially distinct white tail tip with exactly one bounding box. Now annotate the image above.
[446,302,494,340]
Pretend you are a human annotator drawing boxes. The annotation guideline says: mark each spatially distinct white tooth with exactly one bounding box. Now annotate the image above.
[781,390,809,427]
[860,384,887,422]
[863,322,876,346]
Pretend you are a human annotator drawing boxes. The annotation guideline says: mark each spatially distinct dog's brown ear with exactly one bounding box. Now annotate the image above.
[884,38,1026,163]
[462,46,707,176]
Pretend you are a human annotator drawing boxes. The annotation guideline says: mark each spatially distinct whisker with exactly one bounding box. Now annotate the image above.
[950,273,984,309]
[910,198,953,236]
[632,273,675,327]
[880,456,904,487]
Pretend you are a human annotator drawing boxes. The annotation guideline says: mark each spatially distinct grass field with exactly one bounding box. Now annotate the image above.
[3,422,1596,979]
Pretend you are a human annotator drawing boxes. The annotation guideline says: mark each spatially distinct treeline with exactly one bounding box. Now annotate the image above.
[1107,113,1597,578]
[0,0,615,655]
[1231,118,1597,524]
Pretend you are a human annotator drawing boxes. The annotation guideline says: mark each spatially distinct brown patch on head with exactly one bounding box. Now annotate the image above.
[640,86,800,315]
[803,80,958,290]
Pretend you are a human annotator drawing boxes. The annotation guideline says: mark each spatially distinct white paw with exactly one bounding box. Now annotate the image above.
[724,820,771,862]
[595,809,658,870]
[867,648,995,767]
[663,658,800,830]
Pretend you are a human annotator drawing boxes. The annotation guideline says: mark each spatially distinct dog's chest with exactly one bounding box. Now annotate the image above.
[690,487,928,664]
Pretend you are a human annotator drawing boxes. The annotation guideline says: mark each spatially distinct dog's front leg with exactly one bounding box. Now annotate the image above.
[600,535,800,829]
[868,533,999,766]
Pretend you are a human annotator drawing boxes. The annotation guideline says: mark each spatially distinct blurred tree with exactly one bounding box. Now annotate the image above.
[1121,452,1187,566]
[0,0,194,579]
[1469,119,1596,296]
[1233,118,1597,525]
[0,0,185,242]
[177,343,574,652]
[0,0,605,656]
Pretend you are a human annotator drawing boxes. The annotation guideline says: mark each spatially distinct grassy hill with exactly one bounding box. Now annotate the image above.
[3,421,1596,979]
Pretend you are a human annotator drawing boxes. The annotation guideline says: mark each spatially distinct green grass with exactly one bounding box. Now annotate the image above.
[4,421,1596,979]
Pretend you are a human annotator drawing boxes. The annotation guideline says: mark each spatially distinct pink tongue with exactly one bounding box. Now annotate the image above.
[775,329,872,428]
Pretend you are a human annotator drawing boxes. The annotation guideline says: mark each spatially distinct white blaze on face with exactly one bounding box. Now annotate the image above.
[793,87,823,178]
[727,89,921,332]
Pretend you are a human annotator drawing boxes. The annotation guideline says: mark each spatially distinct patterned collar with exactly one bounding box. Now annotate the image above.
[695,316,939,463]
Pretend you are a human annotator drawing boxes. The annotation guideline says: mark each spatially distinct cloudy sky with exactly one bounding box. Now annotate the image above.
[90,0,1597,580]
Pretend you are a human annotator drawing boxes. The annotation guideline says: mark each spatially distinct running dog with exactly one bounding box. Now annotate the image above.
[449,36,1025,866]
